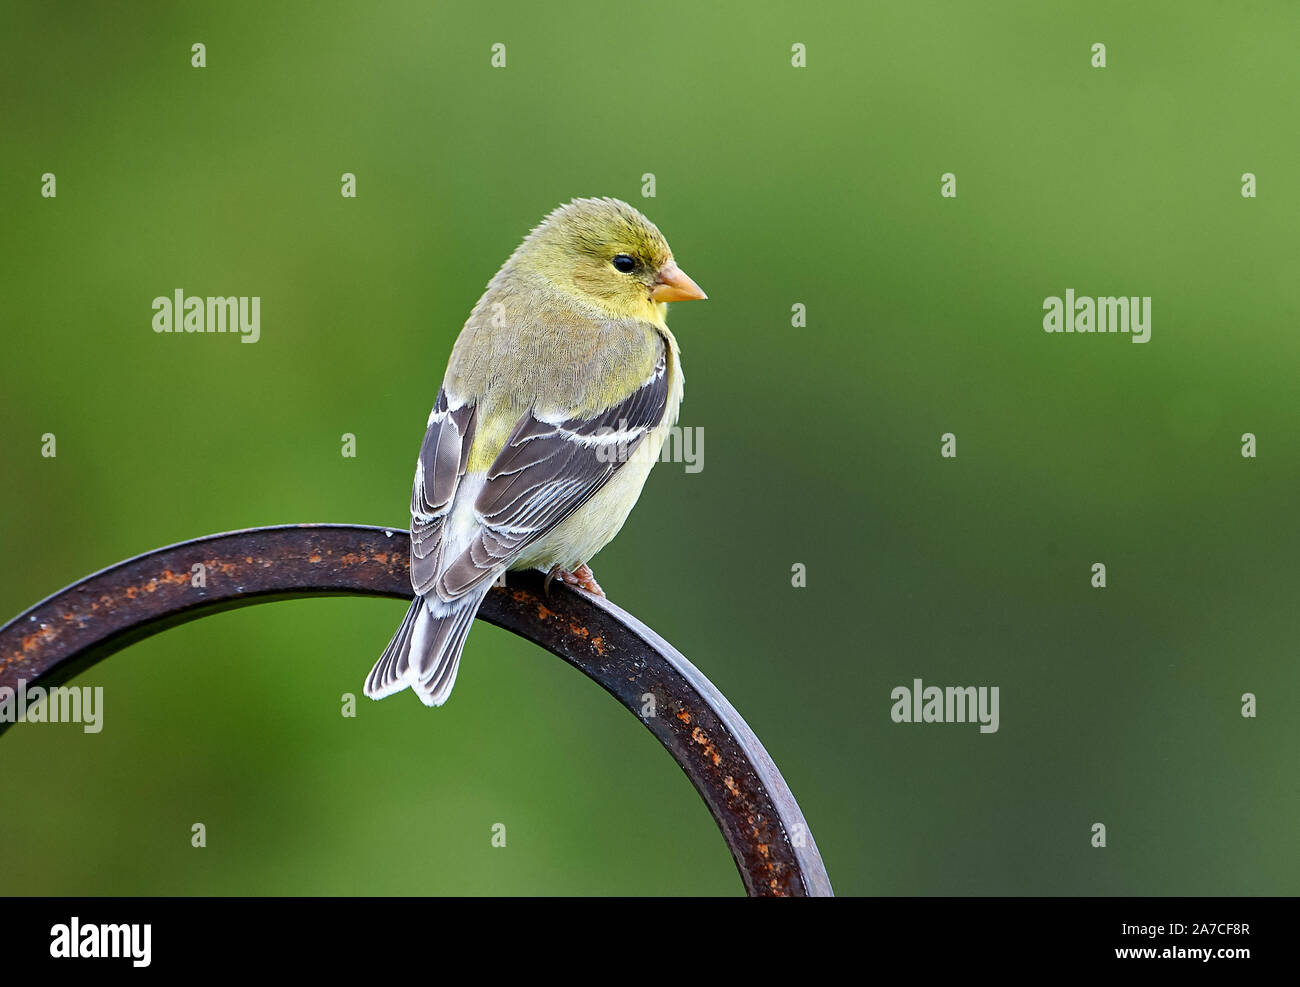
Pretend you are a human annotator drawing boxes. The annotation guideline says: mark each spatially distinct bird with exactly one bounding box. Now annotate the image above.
[365,197,706,706]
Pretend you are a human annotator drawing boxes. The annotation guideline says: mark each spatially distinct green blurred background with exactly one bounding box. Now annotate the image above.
[2,0,1297,895]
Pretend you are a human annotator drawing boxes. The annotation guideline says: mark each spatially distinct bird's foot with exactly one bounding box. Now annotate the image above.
[544,562,606,598]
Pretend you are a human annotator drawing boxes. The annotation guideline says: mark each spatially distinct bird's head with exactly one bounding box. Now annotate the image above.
[512,197,706,321]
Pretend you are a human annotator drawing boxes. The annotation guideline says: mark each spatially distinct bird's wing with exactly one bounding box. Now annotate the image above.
[409,387,477,595]
[431,347,669,603]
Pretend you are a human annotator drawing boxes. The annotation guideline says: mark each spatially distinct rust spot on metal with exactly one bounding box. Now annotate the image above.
[676,710,692,724]
[691,726,723,767]
[568,622,588,638]
[21,625,58,652]
[308,552,322,563]
[725,775,741,797]
[591,635,605,656]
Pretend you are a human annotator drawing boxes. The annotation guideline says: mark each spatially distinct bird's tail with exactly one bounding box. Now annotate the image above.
[364,586,490,706]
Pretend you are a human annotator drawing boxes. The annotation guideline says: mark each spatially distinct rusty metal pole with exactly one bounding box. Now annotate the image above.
[0,524,833,897]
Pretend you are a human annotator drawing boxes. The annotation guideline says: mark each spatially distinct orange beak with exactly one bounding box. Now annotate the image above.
[651,262,707,303]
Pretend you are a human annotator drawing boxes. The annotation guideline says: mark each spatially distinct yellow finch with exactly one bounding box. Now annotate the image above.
[366,197,706,706]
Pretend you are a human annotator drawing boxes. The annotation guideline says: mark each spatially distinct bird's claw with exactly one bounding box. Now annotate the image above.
[544,563,606,598]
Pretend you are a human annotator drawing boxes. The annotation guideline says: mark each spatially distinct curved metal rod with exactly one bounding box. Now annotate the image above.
[0,524,833,897]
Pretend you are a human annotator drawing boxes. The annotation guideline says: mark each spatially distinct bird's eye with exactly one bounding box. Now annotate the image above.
[611,254,636,274]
